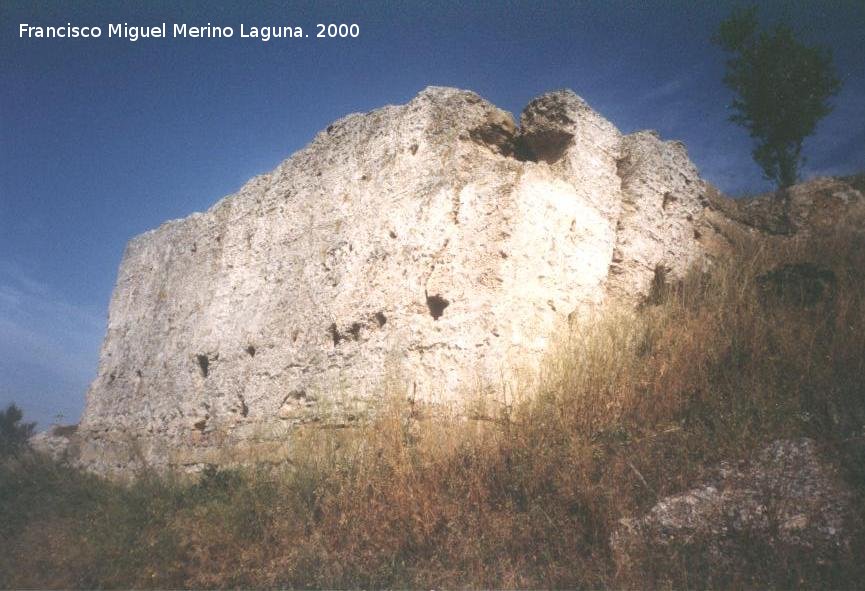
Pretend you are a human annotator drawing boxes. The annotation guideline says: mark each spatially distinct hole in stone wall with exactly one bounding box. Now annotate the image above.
[375,311,387,327]
[426,293,450,320]
[519,130,573,164]
[663,191,677,209]
[643,265,678,307]
[468,123,576,164]
[238,395,249,417]
[469,122,517,157]
[348,322,362,340]
[196,354,209,378]
[511,134,538,162]
[194,418,208,431]
[246,345,256,357]
[468,122,538,163]
[328,323,342,346]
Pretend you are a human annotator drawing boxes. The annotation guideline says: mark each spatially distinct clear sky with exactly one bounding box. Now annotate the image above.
[1,1,863,427]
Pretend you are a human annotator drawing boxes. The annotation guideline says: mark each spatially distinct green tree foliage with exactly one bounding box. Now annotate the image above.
[0,403,36,458]
[714,7,841,189]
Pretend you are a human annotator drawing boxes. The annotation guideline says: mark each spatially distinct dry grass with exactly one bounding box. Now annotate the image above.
[2,231,864,589]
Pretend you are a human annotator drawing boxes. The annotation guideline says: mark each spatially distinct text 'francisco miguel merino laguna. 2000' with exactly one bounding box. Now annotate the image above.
[16,22,356,42]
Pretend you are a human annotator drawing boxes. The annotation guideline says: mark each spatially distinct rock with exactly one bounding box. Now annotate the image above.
[757,262,837,307]
[611,439,856,584]
[519,90,589,163]
[707,176,865,238]
[29,425,80,463]
[70,87,864,476]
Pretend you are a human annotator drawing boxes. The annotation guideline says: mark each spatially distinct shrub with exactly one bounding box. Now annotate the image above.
[0,404,35,459]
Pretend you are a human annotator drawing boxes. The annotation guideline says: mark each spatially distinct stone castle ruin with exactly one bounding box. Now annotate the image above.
[33,87,865,475]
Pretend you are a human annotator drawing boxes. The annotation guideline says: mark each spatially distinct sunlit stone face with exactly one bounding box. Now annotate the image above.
[69,87,719,475]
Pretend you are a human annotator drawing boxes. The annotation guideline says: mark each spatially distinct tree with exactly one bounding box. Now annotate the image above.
[714,7,841,189]
[0,403,36,459]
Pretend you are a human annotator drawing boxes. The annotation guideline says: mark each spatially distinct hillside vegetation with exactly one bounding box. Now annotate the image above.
[2,229,864,589]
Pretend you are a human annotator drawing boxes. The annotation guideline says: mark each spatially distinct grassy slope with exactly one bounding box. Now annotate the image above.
[2,231,864,589]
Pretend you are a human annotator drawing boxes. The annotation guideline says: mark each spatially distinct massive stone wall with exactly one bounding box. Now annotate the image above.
[42,87,861,476]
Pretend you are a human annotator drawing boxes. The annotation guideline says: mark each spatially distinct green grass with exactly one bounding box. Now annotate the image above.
[2,230,864,589]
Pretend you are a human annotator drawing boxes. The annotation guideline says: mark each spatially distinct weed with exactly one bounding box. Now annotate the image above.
[2,231,864,588]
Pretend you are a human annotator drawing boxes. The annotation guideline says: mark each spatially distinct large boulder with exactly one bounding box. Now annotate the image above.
[611,439,857,585]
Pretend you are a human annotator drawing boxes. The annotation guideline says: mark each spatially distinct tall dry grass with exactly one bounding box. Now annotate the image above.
[2,231,864,588]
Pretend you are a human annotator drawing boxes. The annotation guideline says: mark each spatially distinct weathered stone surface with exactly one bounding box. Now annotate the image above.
[607,131,708,302]
[73,87,641,474]
[702,176,865,244]
[39,86,861,475]
[611,439,856,581]
[29,425,80,463]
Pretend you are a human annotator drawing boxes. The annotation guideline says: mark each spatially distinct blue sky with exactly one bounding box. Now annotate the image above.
[1,1,863,427]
